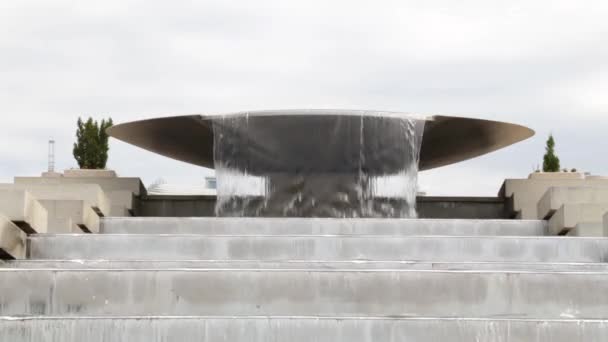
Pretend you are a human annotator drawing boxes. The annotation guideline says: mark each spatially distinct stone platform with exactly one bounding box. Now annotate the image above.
[3,217,608,341]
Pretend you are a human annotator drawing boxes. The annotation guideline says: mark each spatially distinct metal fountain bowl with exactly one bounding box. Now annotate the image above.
[107,109,535,172]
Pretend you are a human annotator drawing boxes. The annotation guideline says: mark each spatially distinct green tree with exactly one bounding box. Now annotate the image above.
[73,118,86,168]
[73,116,113,169]
[542,134,560,172]
[98,118,114,168]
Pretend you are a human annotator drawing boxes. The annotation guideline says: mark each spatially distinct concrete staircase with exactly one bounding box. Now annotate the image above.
[2,217,608,341]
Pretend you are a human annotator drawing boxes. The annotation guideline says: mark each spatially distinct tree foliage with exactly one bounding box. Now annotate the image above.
[73,117,113,169]
[542,134,560,172]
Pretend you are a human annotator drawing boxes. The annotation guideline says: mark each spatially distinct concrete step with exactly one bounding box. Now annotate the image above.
[2,316,608,341]
[5,259,608,271]
[101,217,547,236]
[28,234,608,262]
[1,269,608,318]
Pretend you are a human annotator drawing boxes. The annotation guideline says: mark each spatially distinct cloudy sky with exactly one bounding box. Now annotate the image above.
[1,0,607,196]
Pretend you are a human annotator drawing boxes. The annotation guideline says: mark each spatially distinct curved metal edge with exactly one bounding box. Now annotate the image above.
[107,115,215,168]
[419,115,535,170]
[108,112,535,171]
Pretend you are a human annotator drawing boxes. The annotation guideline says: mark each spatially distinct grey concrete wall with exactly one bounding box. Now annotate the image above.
[135,195,510,219]
[2,269,608,318]
[134,195,216,217]
[3,317,608,342]
[28,235,608,262]
[101,217,545,235]
[417,196,509,219]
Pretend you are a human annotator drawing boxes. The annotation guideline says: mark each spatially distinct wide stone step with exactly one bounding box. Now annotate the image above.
[101,217,547,236]
[28,235,608,262]
[5,259,608,271]
[1,269,608,317]
[2,316,608,342]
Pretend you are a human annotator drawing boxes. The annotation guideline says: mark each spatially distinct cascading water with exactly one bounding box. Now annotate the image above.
[213,111,425,218]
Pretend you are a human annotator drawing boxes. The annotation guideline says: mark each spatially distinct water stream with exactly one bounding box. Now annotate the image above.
[213,111,425,218]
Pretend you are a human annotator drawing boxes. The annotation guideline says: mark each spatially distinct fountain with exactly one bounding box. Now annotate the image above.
[107,109,534,218]
[6,110,604,342]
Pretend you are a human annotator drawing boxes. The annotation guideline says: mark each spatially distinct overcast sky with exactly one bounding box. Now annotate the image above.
[1,0,607,196]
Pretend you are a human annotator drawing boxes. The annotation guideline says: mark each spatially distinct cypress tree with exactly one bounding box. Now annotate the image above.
[98,118,114,169]
[73,116,113,169]
[73,118,86,168]
[542,134,560,172]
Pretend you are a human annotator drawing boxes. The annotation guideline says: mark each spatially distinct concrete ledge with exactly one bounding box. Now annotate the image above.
[2,317,608,341]
[568,223,604,237]
[27,235,608,262]
[2,269,608,317]
[101,217,547,236]
[538,187,608,220]
[0,184,111,217]
[529,172,586,180]
[548,203,608,235]
[63,169,117,178]
[0,189,48,233]
[7,260,608,271]
[15,175,145,195]
[0,215,26,259]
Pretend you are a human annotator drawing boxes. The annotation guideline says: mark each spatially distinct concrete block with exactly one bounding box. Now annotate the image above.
[548,203,608,235]
[27,235,608,262]
[1,269,608,318]
[38,200,100,233]
[101,217,547,236]
[0,215,26,259]
[568,222,604,237]
[38,200,79,233]
[0,189,48,233]
[82,206,100,233]
[15,176,146,216]
[0,183,111,216]
[501,176,608,219]
[538,187,608,219]
[2,317,608,342]
[604,212,608,236]
[107,190,134,216]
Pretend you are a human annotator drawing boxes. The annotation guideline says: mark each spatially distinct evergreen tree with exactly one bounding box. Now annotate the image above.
[73,118,86,168]
[98,118,114,168]
[542,134,560,172]
[73,116,113,169]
